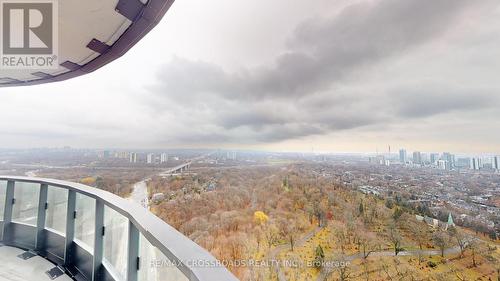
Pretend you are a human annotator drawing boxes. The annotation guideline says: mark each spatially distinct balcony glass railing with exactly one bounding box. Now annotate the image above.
[0,176,238,281]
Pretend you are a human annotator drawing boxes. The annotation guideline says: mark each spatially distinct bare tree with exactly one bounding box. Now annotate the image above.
[335,224,348,254]
[344,211,355,244]
[264,223,279,249]
[278,218,297,251]
[381,263,394,281]
[361,260,370,281]
[432,231,447,257]
[388,224,403,256]
[468,238,479,267]
[332,255,352,281]
[338,264,351,281]
[314,203,326,227]
[410,221,429,251]
[227,233,247,261]
[358,231,377,259]
[254,225,264,251]
[448,226,471,258]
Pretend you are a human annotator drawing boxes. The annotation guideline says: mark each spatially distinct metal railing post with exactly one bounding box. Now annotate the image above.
[64,190,76,267]
[92,200,104,281]
[2,181,15,242]
[35,183,48,251]
[127,222,140,281]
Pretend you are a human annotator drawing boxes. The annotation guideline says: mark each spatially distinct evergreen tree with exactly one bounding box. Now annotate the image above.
[313,245,325,269]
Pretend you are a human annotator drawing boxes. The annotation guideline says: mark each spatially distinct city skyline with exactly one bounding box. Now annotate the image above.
[1,0,500,153]
[3,145,500,156]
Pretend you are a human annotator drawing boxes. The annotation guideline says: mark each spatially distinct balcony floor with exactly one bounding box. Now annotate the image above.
[0,246,72,281]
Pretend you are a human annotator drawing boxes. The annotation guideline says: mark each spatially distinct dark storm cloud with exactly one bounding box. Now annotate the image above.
[174,132,233,144]
[146,0,497,144]
[254,124,325,142]
[155,0,489,99]
[216,109,287,130]
[394,87,499,118]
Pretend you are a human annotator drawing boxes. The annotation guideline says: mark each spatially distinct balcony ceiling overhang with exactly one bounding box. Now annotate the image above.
[0,0,174,87]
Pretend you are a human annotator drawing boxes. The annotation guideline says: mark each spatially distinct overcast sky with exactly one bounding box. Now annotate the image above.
[1,0,500,153]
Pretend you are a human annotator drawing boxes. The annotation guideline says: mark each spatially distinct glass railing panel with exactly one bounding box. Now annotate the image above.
[0,181,6,221]
[74,193,95,253]
[12,182,39,226]
[138,234,189,281]
[45,186,68,234]
[103,205,129,281]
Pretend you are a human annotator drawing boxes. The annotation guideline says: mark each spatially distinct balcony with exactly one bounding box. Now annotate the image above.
[0,176,237,281]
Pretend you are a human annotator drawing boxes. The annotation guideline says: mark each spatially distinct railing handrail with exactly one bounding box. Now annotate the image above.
[0,175,238,281]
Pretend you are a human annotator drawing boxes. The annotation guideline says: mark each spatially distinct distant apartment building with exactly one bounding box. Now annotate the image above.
[129,152,137,163]
[430,153,439,165]
[455,157,470,168]
[493,156,500,170]
[160,153,168,163]
[421,153,429,164]
[116,151,129,159]
[399,149,407,164]
[470,157,481,170]
[437,160,451,170]
[147,153,155,164]
[442,152,455,168]
[226,151,237,160]
[483,162,494,170]
[412,151,422,165]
